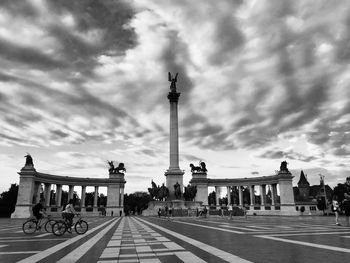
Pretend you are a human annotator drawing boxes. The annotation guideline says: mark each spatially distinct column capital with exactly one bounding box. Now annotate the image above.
[167,92,181,102]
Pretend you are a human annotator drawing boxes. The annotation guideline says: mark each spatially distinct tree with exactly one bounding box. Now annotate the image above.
[0,184,18,217]
[124,192,151,215]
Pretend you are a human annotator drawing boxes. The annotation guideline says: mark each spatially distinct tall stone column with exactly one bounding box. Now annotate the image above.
[68,185,74,200]
[260,185,266,209]
[227,186,231,205]
[238,186,243,207]
[120,186,124,207]
[250,185,255,207]
[215,186,221,209]
[56,184,62,208]
[94,186,99,208]
[271,184,277,207]
[81,186,86,212]
[165,73,184,200]
[44,183,51,207]
[34,182,41,204]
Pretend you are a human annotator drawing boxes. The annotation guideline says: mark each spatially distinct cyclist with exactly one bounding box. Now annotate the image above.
[32,199,46,222]
[62,199,76,232]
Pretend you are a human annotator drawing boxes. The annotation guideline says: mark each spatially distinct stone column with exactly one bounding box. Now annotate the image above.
[81,186,86,212]
[56,184,62,208]
[250,185,255,208]
[238,186,243,207]
[215,186,220,209]
[165,86,184,200]
[120,186,124,208]
[270,184,275,207]
[68,185,74,200]
[260,185,266,209]
[34,182,41,204]
[44,183,51,207]
[272,184,278,207]
[227,186,231,205]
[94,186,99,213]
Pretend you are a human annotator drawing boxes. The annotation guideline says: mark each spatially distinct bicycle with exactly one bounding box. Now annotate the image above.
[52,213,88,236]
[22,215,56,234]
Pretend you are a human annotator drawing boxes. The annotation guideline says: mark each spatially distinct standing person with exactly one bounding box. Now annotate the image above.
[228,204,233,219]
[343,177,350,227]
[164,204,169,219]
[32,199,46,222]
[169,205,173,218]
[332,196,341,226]
[63,199,76,232]
[158,208,161,218]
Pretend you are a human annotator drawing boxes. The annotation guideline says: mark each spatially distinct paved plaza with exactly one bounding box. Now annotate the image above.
[0,215,349,262]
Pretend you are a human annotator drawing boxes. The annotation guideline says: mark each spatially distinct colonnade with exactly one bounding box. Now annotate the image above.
[12,164,126,218]
[190,169,297,215]
[214,183,279,209]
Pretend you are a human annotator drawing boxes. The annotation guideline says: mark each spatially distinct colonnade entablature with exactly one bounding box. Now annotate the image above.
[12,163,126,218]
[190,162,297,216]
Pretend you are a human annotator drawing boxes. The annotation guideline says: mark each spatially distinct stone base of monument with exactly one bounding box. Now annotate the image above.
[142,200,203,216]
[246,204,299,216]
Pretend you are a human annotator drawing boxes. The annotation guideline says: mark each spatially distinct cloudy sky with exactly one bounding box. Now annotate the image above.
[1,0,350,195]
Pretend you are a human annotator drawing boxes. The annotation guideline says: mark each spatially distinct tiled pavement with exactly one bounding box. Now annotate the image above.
[98,217,205,263]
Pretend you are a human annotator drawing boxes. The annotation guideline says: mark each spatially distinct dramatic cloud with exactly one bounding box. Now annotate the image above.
[1,0,350,193]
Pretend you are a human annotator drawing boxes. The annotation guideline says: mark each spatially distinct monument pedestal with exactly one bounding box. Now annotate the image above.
[142,200,203,216]
[106,172,125,217]
[12,166,36,218]
[189,172,208,206]
[165,169,184,200]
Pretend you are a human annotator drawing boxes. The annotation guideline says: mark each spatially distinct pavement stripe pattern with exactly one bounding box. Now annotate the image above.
[98,217,206,263]
[136,217,252,263]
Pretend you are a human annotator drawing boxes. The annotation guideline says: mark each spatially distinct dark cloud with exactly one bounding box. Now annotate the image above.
[258,149,318,162]
[209,9,244,65]
[0,39,66,70]
[140,149,157,157]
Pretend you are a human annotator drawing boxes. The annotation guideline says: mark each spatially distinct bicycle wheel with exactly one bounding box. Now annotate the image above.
[44,219,56,233]
[74,220,88,234]
[23,219,37,234]
[52,221,67,236]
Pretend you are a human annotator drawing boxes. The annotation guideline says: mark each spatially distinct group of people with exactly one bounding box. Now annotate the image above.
[332,176,350,227]
[158,204,173,219]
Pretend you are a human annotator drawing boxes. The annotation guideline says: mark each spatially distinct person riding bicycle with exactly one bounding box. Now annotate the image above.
[62,199,76,231]
[32,199,46,222]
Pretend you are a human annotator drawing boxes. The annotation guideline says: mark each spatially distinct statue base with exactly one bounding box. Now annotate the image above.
[165,169,184,200]
[142,200,203,216]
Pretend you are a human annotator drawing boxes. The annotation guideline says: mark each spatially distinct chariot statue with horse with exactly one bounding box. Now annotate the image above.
[190,161,207,173]
[107,160,126,174]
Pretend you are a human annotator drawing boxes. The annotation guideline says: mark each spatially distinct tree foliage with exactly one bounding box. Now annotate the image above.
[0,184,18,217]
[124,192,151,215]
